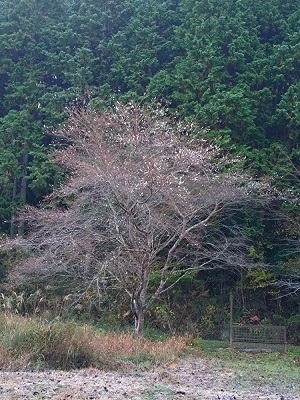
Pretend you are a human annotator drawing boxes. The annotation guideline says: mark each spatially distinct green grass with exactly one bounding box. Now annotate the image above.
[192,339,300,390]
[141,384,175,399]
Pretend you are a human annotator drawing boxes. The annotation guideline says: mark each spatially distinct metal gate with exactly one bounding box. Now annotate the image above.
[230,323,287,353]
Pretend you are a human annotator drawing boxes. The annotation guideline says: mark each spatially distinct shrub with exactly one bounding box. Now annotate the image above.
[0,314,187,370]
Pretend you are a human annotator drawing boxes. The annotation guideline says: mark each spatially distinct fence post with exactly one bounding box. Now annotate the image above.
[230,292,233,349]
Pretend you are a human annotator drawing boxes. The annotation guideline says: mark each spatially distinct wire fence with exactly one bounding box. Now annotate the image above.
[230,323,287,353]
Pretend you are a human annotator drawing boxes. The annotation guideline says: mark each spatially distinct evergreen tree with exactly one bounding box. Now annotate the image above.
[0,0,69,233]
[147,0,299,177]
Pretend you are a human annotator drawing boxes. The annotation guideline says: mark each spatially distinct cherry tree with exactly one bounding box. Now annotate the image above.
[6,103,272,335]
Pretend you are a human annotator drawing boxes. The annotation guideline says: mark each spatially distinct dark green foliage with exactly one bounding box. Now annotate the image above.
[1,0,299,230]
[147,0,300,178]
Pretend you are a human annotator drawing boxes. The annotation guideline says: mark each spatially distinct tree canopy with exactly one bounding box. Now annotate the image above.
[5,104,278,334]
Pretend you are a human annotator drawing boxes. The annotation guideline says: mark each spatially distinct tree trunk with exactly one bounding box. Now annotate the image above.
[10,177,18,237]
[131,287,146,336]
[18,150,29,236]
[134,308,145,336]
[9,150,29,237]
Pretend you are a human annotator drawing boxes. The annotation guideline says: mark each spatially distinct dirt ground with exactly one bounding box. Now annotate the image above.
[0,356,299,400]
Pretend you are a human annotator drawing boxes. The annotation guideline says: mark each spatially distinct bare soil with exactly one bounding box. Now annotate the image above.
[0,356,299,400]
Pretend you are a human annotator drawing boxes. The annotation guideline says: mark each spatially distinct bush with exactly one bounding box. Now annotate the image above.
[0,314,187,370]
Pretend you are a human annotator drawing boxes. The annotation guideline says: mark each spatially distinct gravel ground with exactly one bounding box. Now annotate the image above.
[0,357,299,400]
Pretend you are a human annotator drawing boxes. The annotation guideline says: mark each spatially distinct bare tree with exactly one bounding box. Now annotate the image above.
[4,103,274,335]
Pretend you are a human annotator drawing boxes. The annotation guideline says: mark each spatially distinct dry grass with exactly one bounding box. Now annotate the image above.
[0,314,187,371]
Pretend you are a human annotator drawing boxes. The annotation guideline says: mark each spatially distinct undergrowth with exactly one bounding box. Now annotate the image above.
[1,312,299,388]
[0,314,187,371]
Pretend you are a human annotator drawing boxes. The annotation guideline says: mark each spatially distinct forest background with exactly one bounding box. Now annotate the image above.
[0,0,299,341]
